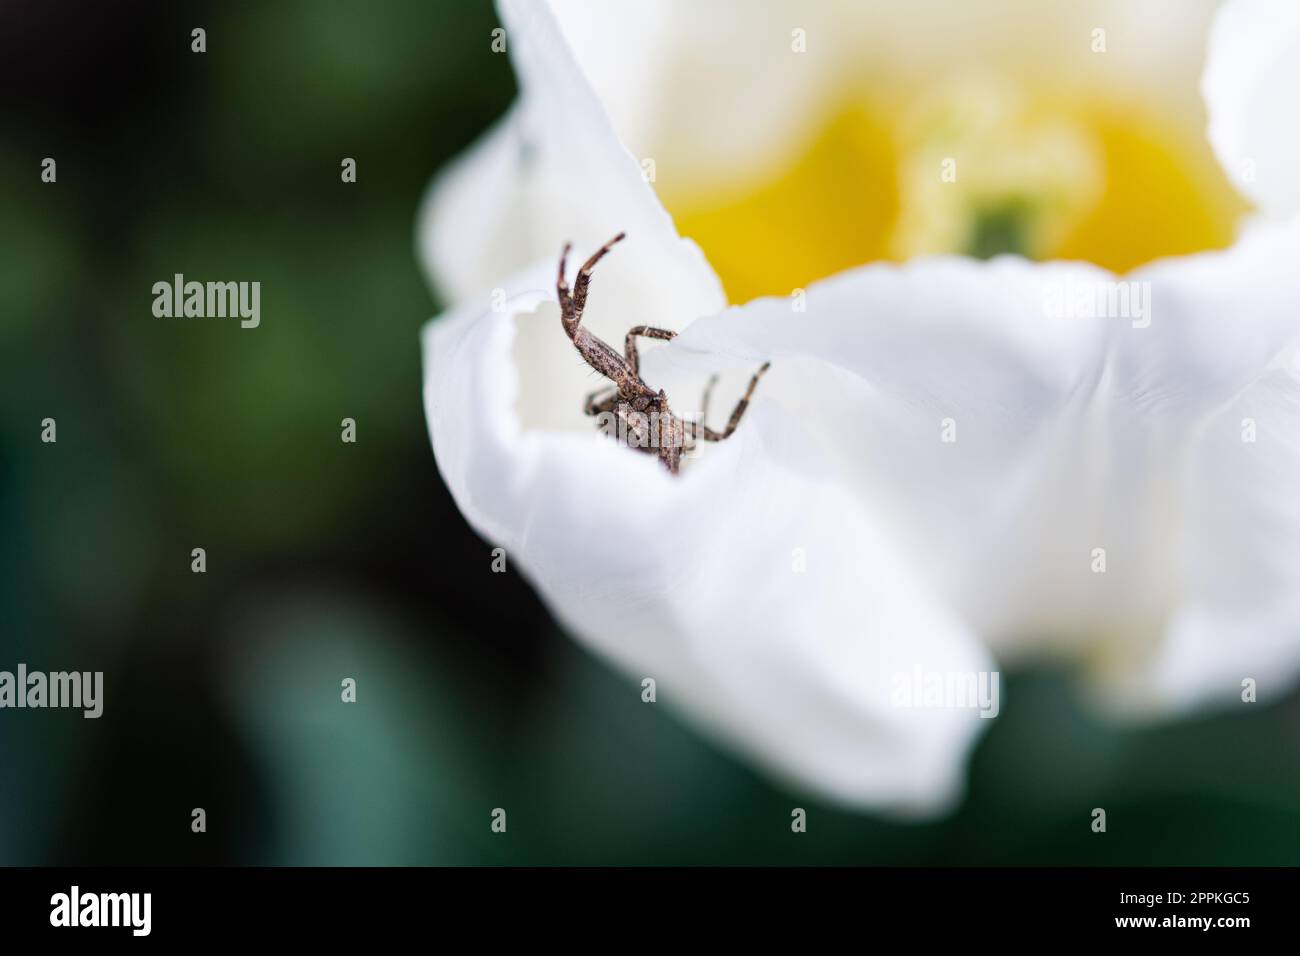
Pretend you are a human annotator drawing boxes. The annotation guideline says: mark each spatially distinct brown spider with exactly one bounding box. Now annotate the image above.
[556,233,770,474]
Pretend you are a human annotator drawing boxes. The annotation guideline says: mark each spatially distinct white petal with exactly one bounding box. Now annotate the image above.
[417,0,723,339]
[423,265,995,814]
[549,0,840,198]
[1118,218,1300,422]
[1109,220,1300,709]
[1155,363,1300,707]
[661,254,1110,657]
[665,229,1300,710]
[1203,0,1300,218]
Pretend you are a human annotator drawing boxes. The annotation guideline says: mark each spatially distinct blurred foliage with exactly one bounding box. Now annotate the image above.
[0,0,1296,865]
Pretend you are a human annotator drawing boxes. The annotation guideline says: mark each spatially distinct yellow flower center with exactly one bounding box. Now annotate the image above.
[661,78,1249,304]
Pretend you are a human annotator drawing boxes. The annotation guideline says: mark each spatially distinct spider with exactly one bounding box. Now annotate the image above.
[556,232,770,474]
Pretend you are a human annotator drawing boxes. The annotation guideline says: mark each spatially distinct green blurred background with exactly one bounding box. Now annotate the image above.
[0,0,1296,865]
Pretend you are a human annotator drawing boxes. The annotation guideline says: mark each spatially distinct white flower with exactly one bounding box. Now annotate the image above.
[420,0,1300,813]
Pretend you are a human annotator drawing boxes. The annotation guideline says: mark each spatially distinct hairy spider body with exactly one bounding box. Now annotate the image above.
[556,233,769,474]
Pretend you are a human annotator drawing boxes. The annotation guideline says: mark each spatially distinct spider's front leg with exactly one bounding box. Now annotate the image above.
[572,232,625,319]
[555,234,641,395]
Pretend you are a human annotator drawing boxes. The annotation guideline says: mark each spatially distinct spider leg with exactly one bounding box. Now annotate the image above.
[556,235,648,401]
[699,374,720,424]
[696,362,771,442]
[623,325,675,376]
[683,373,720,447]
[557,241,574,324]
[584,386,618,416]
[571,231,625,320]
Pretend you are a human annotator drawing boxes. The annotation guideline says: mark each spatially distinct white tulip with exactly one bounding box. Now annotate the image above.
[420,0,1300,813]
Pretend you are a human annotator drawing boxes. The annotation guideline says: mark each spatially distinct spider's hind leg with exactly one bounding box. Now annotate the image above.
[584,386,618,416]
[697,362,771,442]
[699,374,720,424]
